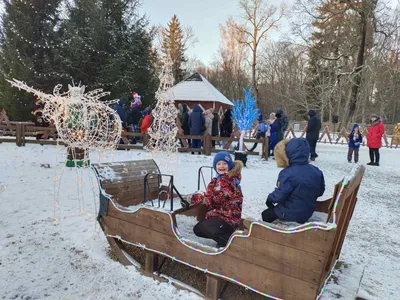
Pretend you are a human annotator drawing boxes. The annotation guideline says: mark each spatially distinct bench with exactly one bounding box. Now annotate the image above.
[93,160,365,300]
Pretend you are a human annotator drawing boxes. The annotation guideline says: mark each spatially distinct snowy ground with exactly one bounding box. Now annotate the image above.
[0,142,399,299]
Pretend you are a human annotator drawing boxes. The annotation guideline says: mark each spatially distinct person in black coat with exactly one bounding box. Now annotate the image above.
[274,113,284,143]
[113,99,127,129]
[211,111,219,147]
[306,110,322,161]
[220,109,233,149]
[178,103,190,147]
[189,104,205,151]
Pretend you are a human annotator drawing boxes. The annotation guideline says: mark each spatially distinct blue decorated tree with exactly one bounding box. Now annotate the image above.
[231,88,259,152]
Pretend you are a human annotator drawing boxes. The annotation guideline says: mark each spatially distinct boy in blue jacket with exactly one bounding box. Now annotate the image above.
[348,124,362,163]
[262,138,325,224]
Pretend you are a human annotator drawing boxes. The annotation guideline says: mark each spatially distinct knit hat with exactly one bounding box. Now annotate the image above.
[213,152,234,171]
[257,114,263,122]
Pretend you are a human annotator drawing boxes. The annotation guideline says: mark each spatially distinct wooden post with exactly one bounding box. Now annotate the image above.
[142,132,149,147]
[204,134,212,156]
[262,137,269,160]
[205,274,221,300]
[21,123,26,146]
[15,122,22,147]
[144,251,159,274]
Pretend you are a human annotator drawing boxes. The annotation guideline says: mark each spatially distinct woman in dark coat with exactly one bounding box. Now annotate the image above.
[189,104,205,151]
[220,109,233,149]
[211,111,219,147]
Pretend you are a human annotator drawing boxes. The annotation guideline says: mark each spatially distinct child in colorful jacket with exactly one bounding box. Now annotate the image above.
[348,124,363,163]
[189,152,244,247]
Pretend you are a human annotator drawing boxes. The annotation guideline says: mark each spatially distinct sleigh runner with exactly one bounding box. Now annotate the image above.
[92,160,365,300]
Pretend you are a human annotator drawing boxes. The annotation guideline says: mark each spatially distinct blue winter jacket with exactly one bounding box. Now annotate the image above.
[113,99,127,125]
[269,123,278,150]
[267,138,325,223]
[348,124,362,148]
[257,121,268,133]
[189,104,205,135]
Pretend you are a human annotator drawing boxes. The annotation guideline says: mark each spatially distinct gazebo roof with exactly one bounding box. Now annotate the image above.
[166,73,233,106]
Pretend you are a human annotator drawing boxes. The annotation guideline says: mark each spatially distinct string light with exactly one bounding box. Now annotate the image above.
[7,79,122,155]
[146,55,179,154]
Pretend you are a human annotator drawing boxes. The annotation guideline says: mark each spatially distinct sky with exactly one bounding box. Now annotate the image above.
[141,0,292,65]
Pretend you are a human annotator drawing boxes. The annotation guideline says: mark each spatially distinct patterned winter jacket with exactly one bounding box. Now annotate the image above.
[191,174,243,227]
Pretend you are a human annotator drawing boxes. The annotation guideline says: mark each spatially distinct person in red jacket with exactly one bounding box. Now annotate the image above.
[189,152,243,247]
[366,114,385,166]
[140,110,152,133]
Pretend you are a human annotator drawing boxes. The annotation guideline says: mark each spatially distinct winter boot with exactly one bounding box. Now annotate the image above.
[367,162,374,166]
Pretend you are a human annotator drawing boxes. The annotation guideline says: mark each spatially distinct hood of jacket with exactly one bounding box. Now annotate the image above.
[286,138,310,165]
[118,99,125,106]
[351,123,359,133]
[192,104,202,113]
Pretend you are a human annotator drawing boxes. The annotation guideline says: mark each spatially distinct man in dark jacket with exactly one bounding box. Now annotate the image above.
[274,113,284,143]
[261,138,325,223]
[276,108,289,132]
[211,111,219,147]
[113,99,127,128]
[306,110,322,161]
[189,104,205,151]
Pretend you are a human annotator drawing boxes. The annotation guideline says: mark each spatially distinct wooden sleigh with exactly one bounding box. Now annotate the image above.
[92,160,365,300]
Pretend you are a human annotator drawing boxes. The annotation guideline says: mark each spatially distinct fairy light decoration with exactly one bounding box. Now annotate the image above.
[7,79,122,154]
[146,55,179,154]
[95,165,361,299]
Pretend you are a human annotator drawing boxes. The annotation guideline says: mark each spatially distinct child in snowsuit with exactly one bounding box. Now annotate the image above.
[262,138,325,224]
[348,124,362,163]
[189,152,244,247]
[249,114,268,152]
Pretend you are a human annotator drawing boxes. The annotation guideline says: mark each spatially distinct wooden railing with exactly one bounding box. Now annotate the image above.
[0,123,270,159]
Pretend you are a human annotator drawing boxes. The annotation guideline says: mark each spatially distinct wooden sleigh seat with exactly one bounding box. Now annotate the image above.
[92,160,365,300]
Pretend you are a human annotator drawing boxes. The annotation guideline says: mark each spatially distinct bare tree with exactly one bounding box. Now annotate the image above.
[236,0,286,102]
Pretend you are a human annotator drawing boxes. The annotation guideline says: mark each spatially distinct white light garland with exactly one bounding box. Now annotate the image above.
[7,79,122,153]
[146,55,179,154]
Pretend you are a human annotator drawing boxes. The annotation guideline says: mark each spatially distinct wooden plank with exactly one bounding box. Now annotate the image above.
[315,199,332,214]
[145,251,159,274]
[243,222,336,257]
[205,274,221,300]
[227,236,325,285]
[103,214,319,300]
[107,204,176,237]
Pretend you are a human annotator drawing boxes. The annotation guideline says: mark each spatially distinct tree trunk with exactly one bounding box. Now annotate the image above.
[252,47,259,103]
[343,12,368,127]
[239,130,246,152]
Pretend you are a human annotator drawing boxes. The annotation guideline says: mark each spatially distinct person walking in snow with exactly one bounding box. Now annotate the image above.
[189,152,243,247]
[262,138,325,223]
[366,114,385,166]
[306,109,321,161]
[347,124,363,163]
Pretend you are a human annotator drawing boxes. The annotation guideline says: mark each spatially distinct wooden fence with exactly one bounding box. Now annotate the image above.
[284,124,399,148]
[0,123,270,159]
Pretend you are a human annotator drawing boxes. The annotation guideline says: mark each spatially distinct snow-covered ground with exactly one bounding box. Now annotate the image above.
[0,142,399,299]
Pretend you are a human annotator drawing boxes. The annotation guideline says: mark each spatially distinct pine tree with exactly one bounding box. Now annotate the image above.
[60,0,157,106]
[0,0,63,120]
[162,15,186,84]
